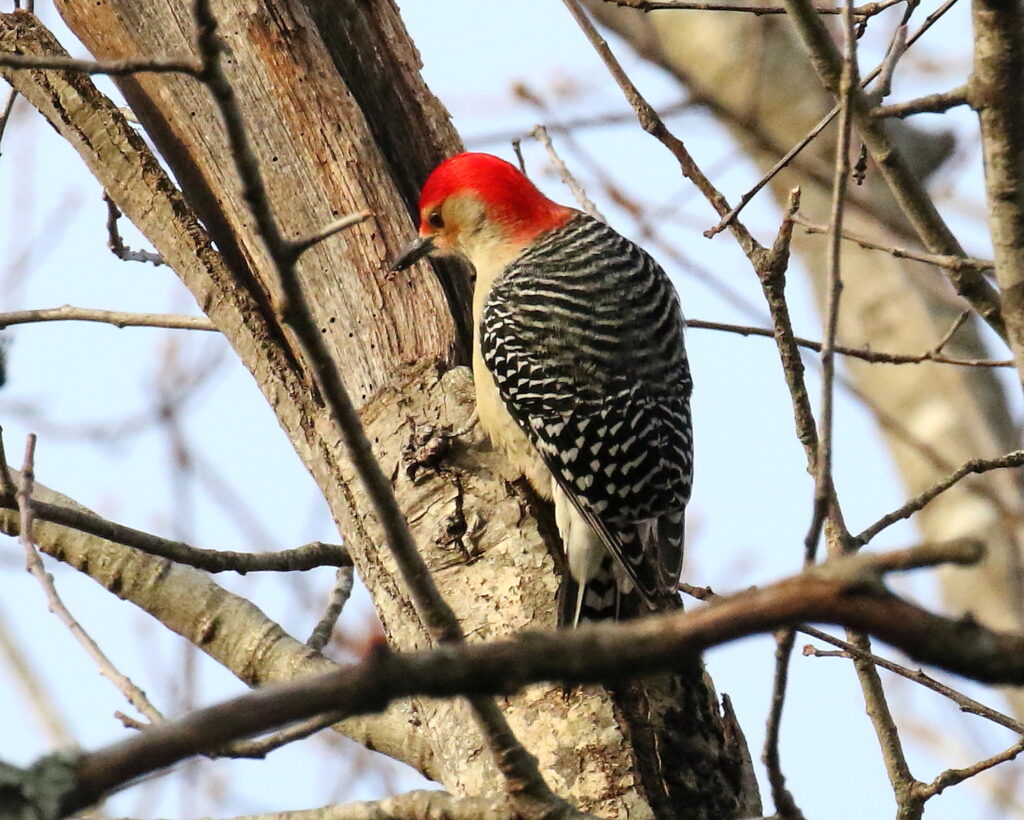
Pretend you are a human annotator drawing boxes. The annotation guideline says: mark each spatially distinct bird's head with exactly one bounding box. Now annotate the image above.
[391,152,574,272]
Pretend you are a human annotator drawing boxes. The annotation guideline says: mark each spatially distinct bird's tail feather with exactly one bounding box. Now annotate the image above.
[557,555,623,627]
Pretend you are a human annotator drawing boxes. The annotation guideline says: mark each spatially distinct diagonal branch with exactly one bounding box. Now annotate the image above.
[20,539,1020,819]
[780,0,1008,344]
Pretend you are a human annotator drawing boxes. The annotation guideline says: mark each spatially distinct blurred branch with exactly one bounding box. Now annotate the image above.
[307,566,354,652]
[603,0,906,14]
[0,607,74,745]
[14,538,1009,819]
[16,435,165,726]
[0,306,215,331]
[0,50,199,75]
[971,0,1024,384]
[874,84,970,119]
[780,0,1008,343]
[143,791,515,820]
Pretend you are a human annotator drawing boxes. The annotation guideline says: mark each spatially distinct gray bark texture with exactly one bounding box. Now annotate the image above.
[585,2,1024,710]
[1,2,758,817]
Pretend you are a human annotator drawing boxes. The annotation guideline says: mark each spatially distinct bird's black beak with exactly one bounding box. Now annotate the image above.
[391,235,435,272]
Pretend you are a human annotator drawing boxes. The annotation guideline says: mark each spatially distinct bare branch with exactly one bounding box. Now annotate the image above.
[685,317,1012,367]
[16,435,164,726]
[762,629,805,820]
[856,450,1024,545]
[0,306,216,331]
[780,0,1008,343]
[0,492,350,573]
[707,0,966,242]
[104,194,165,266]
[792,215,994,274]
[286,210,373,261]
[915,740,1024,800]
[529,125,606,221]
[0,52,199,75]
[307,566,354,652]
[604,0,907,13]
[805,0,856,557]
[216,711,347,760]
[874,84,971,118]
[561,0,764,259]
[24,538,1018,819]
[802,629,1024,735]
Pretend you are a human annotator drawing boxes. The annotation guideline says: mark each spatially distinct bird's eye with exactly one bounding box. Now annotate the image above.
[427,211,444,230]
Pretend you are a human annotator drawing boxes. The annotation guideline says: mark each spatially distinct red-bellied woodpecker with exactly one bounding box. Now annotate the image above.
[393,152,692,626]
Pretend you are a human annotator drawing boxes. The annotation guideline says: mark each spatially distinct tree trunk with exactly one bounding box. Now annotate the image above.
[2,2,758,816]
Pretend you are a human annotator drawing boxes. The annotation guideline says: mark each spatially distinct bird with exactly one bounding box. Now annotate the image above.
[392,152,692,627]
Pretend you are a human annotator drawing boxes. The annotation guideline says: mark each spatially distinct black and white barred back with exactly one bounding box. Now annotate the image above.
[480,213,693,623]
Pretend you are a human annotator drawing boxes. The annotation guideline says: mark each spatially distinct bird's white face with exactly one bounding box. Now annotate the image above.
[420,193,523,268]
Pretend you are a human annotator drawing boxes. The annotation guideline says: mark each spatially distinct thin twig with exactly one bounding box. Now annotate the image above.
[685,318,1011,367]
[930,310,970,356]
[307,566,354,652]
[872,23,908,102]
[0,88,18,156]
[0,425,17,501]
[792,215,994,274]
[781,0,1007,342]
[0,52,199,75]
[916,740,1024,800]
[287,210,373,260]
[16,435,164,725]
[0,491,350,573]
[0,306,216,331]
[856,450,1024,545]
[874,83,970,118]
[707,0,965,239]
[804,0,856,558]
[763,630,805,819]
[561,0,764,259]
[529,125,606,221]
[802,629,1024,734]
[605,0,907,13]
[217,711,348,760]
[104,194,165,265]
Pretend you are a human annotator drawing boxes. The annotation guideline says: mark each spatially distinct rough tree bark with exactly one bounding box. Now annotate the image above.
[586,2,1024,711]
[2,2,758,817]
